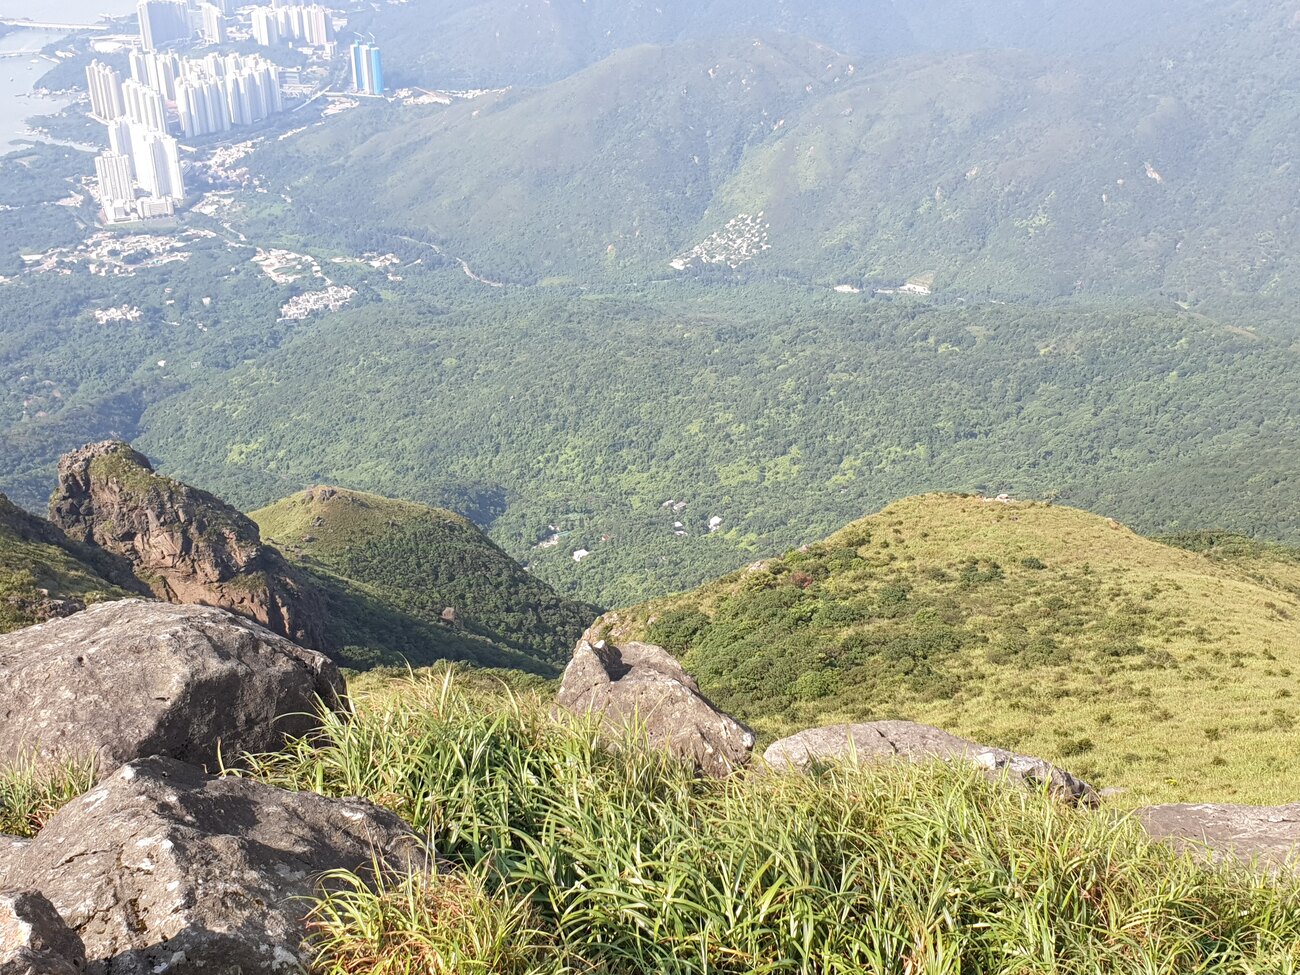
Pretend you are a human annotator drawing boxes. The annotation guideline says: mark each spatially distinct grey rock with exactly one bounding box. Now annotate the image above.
[764,721,1098,806]
[0,889,86,975]
[1138,803,1300,872]
[5,757,422,975]
[557,639,755,777]
[0,600,345,777]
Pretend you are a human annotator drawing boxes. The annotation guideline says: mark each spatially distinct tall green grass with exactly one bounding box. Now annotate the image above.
[0,758,96,837]
[238,671,1300,974]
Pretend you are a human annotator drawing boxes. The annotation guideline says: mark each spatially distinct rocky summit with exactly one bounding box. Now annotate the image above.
[0,600,343,778]
[556,638,756,778]
[48,442,324,649]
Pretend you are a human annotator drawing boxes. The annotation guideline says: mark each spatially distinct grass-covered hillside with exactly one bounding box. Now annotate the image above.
[601,495,1300,806]
[251,487,598,667]
[0,494,134,633]
[245,672,1300,972]
[8,670,1300,970]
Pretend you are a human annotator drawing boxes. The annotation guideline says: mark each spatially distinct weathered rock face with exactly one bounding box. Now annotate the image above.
[3,757,422,975]
[0,889,87,975]
[1139,803,1300,872]
[557,639,755,777]
[48,442,322,649]
[764,721,1098,806]
[0,600,345,777]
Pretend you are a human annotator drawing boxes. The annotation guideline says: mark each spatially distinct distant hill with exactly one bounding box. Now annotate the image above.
[251,487,598,667]
[260,3,1298,301]
[1,446,597,673]
[596,495,1300,805]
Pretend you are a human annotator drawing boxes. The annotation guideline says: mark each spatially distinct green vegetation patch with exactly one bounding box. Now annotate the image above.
[613,495,1300,805]
[0,495,131,633]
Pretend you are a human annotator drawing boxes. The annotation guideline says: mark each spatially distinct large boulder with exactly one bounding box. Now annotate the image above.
[557,639,755,777]
[0,890,87,975]
[1138,803,1300,871]
[2,757,422,975]
[48,442,323,649]
[764,721,1098,806]
[0,600,344,777]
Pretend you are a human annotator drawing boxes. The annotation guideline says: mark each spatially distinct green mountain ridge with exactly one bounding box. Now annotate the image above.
[0,493,137,632]
[133,289,1300,606]
[251,486,598,667]
[598,493,1300,805]
[0,455,596,673]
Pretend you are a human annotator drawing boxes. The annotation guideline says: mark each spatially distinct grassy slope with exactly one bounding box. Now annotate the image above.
[601,495,1300,805]
[0,494,133,633]
[247,672,1300,973]
[251,487,598,668]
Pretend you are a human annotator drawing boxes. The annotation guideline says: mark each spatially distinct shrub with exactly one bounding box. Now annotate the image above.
[645,608,711,653]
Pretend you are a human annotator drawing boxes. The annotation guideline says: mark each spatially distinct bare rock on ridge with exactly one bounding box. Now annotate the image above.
[48,441,323,649]
[0,889,87,975]
[2,757,422,975]
[1138,803,1300,872]
[557,639,755,777]
[764,721,1098,806]
[0,600,344,777]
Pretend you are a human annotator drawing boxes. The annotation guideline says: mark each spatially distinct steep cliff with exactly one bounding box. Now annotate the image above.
[48,441,324,649]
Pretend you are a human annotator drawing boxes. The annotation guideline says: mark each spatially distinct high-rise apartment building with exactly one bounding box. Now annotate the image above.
[251,7,281,46]
[199,3,226,45]
[302,5,334,45]
[136,131,185,201]
[350,41,384,95]
[85,61,126,122]
[122,79,168,133]
[137,0,190,52]
[94,152,135,206]
[177,77,232,137]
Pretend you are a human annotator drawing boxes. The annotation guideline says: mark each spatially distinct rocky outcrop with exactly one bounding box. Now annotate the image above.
[0,600,344,777]
[1139,803,1300,871]
[557,639,755,777]
[48,442,322,648]
[0,890,87,975]
[764,721,1098,806]
[2,757,422,975]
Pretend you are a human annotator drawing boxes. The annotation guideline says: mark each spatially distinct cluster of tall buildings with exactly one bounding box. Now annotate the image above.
[88,55,188,222]
[87,29,287,221]
[350,41,384,96]
[138,0,237,51]
[250,4,336,51]
[89,0,378,223]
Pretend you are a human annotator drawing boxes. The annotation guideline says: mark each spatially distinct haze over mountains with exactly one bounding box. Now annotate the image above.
[3,2,1300,968]
[294,0,1299,297]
